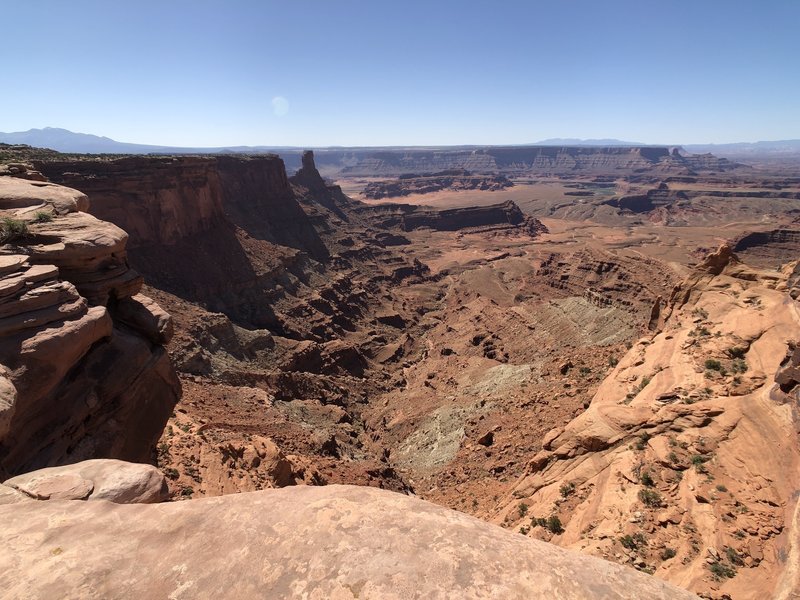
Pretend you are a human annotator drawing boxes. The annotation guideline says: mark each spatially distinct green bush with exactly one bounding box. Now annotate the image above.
[640,471,655,487]
[660,547,677,560]
[0,217,28,243]
[32,211,53,223]
[620,532,647,550]
[546,515,563,534]
[638,488,663,507]
[728,346,747,359]
[559,482,576,498]
[731,358,748,373]
[517,502,529,517]
[709,561,736,579]
[704,359,722,371]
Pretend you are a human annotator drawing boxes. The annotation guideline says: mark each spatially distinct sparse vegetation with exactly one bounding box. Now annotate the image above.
[517,502,529,517]
[640,471,655,487]
[0,217,28,243]
[726,546,744,566]
[704,359,722,371]
[546,515,563,534]
[716,484,728,493]
[731,358,748,373]
[559,482,576,498]
[638,488,662,507]
[660,547,677,560]
[635,432,651,451]
[728,346,747,359]
[620,532,647,550]
[32,211,53,223]
[709,560,736,580]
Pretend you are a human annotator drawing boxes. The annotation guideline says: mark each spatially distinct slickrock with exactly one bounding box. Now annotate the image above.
[0,484,698,600]
[4,459,168,503]
[0,176,88,213]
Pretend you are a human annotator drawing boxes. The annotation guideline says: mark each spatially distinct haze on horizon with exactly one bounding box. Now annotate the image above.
[3,0,798,148]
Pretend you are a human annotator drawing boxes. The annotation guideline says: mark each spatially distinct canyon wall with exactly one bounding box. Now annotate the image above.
[279,146,740,177]
[0,177,180,477]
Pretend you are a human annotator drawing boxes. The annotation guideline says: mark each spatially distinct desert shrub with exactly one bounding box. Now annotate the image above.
[0,217,28,243]
[608,356,619,367]
[559,482,576,498]
[638,488,663,507]
[660,547,677,560]
[704,359,722,371]
[620,532,647,550]
[726,546,744,566]
[728,346,747,359]
[546,515,563,534]
[640,471,655,487]
[517,502,529,517]
[709,561,736,579]
[32,211,53,223]
[731,358,748,373]
[635,432,651,451]
[716,484,728,492]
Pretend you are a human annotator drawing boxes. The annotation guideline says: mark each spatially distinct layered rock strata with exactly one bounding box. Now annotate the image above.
[0,177,180,477]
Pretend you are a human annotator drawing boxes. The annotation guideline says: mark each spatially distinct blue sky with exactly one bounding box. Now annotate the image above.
[2,0,798,146]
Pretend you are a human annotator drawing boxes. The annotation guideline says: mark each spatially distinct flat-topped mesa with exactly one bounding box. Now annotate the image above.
[0,177,179,477]
[287,145,742,177]
[363,199,548,235]
[362,170,513,199]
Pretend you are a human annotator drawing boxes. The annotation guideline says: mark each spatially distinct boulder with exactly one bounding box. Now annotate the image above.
[4,459,168,504]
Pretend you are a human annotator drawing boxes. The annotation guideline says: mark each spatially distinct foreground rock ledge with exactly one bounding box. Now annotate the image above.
[0,484,696,599]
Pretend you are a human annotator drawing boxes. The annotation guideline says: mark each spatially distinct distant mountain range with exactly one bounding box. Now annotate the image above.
[2,127,800,161]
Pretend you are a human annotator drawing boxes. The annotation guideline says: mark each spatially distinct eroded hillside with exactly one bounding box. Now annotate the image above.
[494,246,800,599]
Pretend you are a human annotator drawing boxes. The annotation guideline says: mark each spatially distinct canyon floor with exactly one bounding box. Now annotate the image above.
[2,146,799,599]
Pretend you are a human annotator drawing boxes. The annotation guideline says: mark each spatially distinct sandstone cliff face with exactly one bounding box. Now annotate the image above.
[0,483,698,599]
[0,177,180,477]
[280,145,740,177]
[37,155,329,328]
[363,199,547,234]
[733,229,800,268]
[362,169,513,199]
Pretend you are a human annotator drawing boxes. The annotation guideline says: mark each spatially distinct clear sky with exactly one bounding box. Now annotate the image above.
[3,0,798,146]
